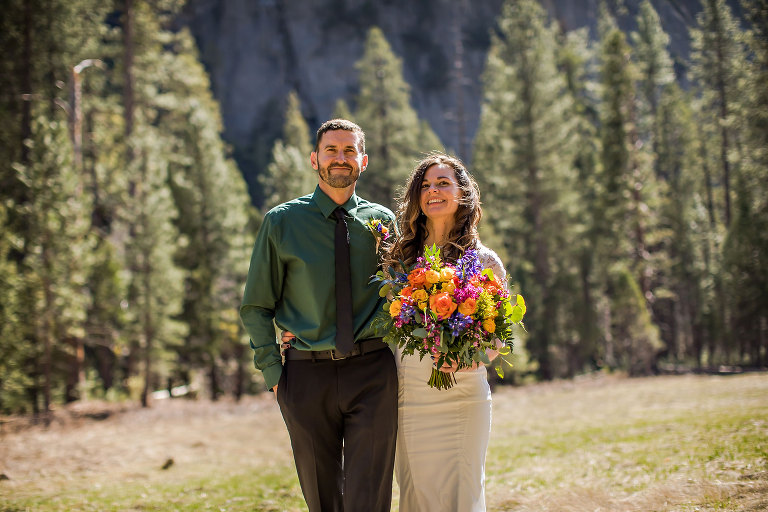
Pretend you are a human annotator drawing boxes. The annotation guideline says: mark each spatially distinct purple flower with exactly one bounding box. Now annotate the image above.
[447,312,473,337]
[456,250,482,281]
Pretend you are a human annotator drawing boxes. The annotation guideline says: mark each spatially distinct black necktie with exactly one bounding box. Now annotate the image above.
[333,208,355,355]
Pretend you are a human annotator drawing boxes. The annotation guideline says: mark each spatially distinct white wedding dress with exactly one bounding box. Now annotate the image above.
[394,243,505,512]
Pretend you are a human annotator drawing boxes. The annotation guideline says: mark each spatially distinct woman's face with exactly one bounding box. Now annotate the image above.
[419,164,462,221]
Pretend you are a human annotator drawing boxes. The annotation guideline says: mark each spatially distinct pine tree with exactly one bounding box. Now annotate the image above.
[598,22,662,373]
[473,0,579,380]
[332,98,353,121]
[259,91,316,211]
[631,0,691,367]
[14,116,95,411]
[556,27,603,375]
[655,83,709,365]
[690,0,748,227]
[354,26,442,209]
[721,0,768,365]
[0,0,107,412]
[632,0,676,178]
[690,0,750,364]
[0,203,32,413]
[160,28,256,399]
[116,0,187,407]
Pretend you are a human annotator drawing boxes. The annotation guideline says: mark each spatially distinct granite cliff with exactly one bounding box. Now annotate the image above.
[179,0,740,204]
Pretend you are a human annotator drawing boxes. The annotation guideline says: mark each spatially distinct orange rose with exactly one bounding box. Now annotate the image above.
[482,317,496,333]
[429,292,458,320]
[412,289,429,309]
[457,298,477,316]
[400,286,413,298]
[483,277,502,295]
[408,268,427,288]
[389,299,402,318]
[425,269,440,285]
[441,281,456,295]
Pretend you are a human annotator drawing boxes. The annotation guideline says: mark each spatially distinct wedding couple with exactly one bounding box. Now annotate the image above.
[240,119,507,511]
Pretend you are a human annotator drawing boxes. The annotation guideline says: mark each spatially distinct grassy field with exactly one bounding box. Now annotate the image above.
[1,373,766,511]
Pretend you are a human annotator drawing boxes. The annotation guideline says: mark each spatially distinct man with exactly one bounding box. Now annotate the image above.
[240,119,397,511]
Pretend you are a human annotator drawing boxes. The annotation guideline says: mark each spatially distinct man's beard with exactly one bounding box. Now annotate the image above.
[318,162,360,189]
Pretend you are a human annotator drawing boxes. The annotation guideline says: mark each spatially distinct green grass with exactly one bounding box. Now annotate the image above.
[1,373,766,511]
[4,467,305,512]
[485,373,768,511]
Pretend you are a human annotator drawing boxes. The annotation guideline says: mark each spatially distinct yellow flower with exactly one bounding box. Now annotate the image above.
[441,281,456,295]
[389,299,402,318]
[439,267,456,282]
[482,318,496,333]
[425,269,440,285]
[412,289,429,310]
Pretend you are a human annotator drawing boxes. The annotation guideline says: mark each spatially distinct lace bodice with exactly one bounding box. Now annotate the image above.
[474,242,507,291]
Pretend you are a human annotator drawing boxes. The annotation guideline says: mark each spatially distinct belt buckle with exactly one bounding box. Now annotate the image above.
[330,349,347,361]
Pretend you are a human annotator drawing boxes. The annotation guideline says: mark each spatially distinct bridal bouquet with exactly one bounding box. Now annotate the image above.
[373,245,526,390]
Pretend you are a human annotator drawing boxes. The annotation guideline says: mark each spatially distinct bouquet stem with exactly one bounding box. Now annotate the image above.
[428,367,457,390]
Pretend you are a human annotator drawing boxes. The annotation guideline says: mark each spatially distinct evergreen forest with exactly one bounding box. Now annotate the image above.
[1,0,766,415]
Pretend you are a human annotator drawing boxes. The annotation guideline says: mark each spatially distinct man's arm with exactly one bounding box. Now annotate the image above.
[240,214,284,391]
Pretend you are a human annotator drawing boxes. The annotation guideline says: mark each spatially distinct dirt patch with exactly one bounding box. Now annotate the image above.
[0,394,287,487]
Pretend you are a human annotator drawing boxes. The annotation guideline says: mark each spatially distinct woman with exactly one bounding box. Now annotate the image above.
[383,152,505,512]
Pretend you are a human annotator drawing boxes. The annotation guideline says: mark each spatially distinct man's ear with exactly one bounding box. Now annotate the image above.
[360,154,368,173]
[310,151,319,171]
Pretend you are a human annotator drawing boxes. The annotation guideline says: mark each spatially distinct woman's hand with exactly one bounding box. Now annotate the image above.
[274,331,297,394]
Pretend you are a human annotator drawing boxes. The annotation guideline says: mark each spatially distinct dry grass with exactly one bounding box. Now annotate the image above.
[1,373,766,511]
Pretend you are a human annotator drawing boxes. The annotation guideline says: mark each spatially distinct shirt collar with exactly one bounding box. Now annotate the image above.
[312,185,360,219]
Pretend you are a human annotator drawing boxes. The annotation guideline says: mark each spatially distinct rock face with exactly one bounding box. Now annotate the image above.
[179,0,738,203]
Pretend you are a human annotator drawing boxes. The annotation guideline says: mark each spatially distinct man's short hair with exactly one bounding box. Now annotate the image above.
[315,119,366,154]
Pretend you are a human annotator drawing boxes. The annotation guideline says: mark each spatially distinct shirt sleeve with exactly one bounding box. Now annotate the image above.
[240,212,284,390]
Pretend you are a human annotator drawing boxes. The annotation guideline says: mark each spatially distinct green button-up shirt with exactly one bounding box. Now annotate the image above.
[240,185,395,390]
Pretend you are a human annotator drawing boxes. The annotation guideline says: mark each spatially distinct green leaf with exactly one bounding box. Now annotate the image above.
[481,268,495,280]
[495,366,504,379]
[379,284,391,297]
[516,294,527,316]
[479,351,491,365]
[498,346,511,356]
[412,327,428,338]
[510,304,524,323]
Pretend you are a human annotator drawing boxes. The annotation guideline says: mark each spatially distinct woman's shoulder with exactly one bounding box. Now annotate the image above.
[474,241,506,276]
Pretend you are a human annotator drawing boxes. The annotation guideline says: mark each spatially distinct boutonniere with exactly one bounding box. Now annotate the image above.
[367,218,391,251]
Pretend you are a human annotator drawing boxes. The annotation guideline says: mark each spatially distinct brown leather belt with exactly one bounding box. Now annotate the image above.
[284,338,388,361]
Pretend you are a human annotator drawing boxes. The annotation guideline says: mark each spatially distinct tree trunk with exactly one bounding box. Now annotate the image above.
[714,25,732,226]
[20,1,33,166]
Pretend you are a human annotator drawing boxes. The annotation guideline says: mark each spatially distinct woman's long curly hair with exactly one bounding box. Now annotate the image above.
[383,153,482,269]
